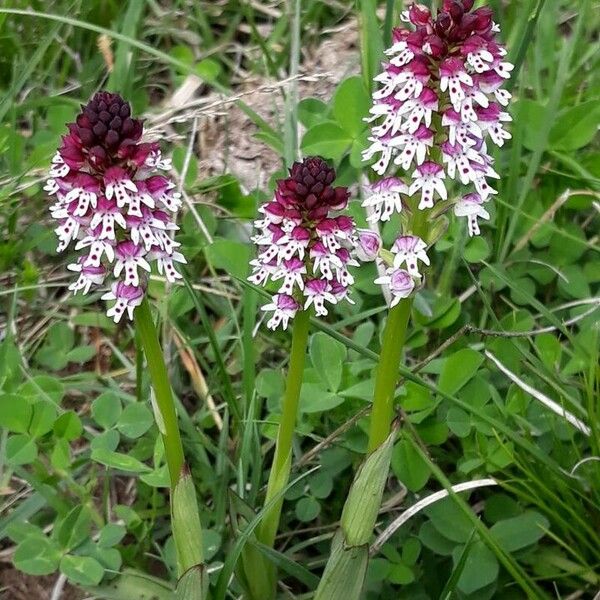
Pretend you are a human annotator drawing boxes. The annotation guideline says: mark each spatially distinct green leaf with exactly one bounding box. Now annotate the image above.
[172,467,204,574]
[98,524,127,548]
[206,239,252,279]
[196,58,221,82]
[29,401,57,438]
[438,349,484,395]
[60,555,105,586]
[53,411,82,440]
[0,394,32,433]
[341,433,395,546]
[309,471,333,499]
[464,236,490,263]
[116,403,153,439]
[14,537,61,576]
[295,497,321,522]
[549,101,600,151]
[535,333,562,369]
[176,564,209,600]
[447,408,471,438]
[298,97,330,128]
[91,429,120,452]
[18,376,64,405]
[313,531,369,600]
[301,122,353,162]
[388,562,414,585]
[333,76,370,137]
[6,434,37,466]
[202,529,222,561]
[419,521,457,556]
[455,540,499,595]
[490,511,549,552]
[71,312,116,331]
[91,448,152,473]
[391,438,430,492]
[309,332,346,392]
[57,506,92,552]
[51,438,71,470]
[255,369,285,400]
[92,392,122,429]
[299,384,345,413]
[513,99,547,151]
[65,345,97,364]
[425,497,474,544]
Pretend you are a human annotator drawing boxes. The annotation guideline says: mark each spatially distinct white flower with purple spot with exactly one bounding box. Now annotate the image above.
[261,294,300,331]
[454,193,490,236]
[391,235,430,277]
[409,162,447,210]
[362,177,407,223]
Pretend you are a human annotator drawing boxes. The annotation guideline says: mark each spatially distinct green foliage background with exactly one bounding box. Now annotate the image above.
[0,0,598,598]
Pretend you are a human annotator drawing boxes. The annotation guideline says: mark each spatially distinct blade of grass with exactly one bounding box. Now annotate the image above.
[506,0,548,87]
[0,19,62,123]
[106,0,147,98]
[213,467,319,600]
[283,0,301,168]
[406,435,550,599]
[0,8,279,140]
[499,0,589,260]
[181,272,241,425]
[358,0,383,95]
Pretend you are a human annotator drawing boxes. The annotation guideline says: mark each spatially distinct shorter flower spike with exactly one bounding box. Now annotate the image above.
[250,157,358,330]
[47,91,184,322]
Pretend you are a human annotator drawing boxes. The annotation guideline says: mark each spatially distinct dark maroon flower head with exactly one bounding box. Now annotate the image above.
[276,157,350,216]
[59,91,155,172]
[393,0,499,56]
[47,90,185,323]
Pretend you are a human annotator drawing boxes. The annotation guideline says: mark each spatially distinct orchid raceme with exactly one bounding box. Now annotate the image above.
[315,4,514,599]
[362,0,512,245]
[249,157,358,329]
[46,91,185,322]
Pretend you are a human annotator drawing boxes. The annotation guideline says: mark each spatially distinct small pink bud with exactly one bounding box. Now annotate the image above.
[356,229,382,262]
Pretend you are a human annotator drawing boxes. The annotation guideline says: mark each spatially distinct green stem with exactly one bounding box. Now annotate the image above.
[134,297,185,488]
[367,299,413,453]
[257,309,311,548]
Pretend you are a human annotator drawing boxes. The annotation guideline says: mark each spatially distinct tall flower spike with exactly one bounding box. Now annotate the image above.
[47,91,186,322]
[362,1,512,238]
[250,157,357,330]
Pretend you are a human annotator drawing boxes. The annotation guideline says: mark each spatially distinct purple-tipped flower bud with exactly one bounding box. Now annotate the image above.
[356,229,382,262]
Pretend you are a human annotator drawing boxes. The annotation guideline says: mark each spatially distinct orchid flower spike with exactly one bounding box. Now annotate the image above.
[362,0,512,238]
[249,157,358,330]
[47,91,185,322]
[360,1,512,304]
